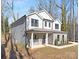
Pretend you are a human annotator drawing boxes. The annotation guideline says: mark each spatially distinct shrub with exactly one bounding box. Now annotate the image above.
[55,39,58,45]
[62,38,64,44]
[60,40,63,45]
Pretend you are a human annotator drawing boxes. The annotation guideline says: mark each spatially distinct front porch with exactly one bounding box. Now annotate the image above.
[26,30,53,48]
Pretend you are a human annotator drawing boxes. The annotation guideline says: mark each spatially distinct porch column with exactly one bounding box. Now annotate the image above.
[31,33,33,48]
[45,33,48,45]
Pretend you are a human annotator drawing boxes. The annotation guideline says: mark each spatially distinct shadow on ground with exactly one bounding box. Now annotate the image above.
[1,34,23,59]
[1,44,6,59]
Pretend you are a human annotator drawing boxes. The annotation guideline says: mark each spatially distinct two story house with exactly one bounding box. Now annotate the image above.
[11,10,67,48]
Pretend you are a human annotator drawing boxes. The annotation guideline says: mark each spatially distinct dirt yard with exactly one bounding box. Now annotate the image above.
[32,45,78,59]
[1,34,78,59]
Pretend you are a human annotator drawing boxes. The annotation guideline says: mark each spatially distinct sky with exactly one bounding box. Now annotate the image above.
[13,0,36,16]
[9,0,37,24]
[8,0,78,24]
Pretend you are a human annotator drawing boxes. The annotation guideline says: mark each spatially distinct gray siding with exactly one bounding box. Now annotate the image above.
[11,15,28,45]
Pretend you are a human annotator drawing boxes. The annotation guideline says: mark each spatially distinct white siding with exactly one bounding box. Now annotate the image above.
[26,17,30,30]
[27,14,43,30]
[53,20,61,31]
[43,21,52,29]
[53,33,67,45]
[38,11,52,20]
[26,13,53,30]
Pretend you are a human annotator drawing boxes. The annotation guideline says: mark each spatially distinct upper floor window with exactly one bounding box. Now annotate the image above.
[45,21,47,27]
[49,22,51,27]
[31,19,38,27]
[55,24,59,29]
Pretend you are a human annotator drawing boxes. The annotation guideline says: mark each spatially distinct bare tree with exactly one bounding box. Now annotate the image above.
[36,0,47,10]
[28,6,35,14]
[7,0,16,21]
[1,0,10,42]
[69,0,78,42]
[36,0,58,19]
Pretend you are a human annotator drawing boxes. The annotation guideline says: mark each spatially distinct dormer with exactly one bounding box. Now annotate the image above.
[53,19,61,31]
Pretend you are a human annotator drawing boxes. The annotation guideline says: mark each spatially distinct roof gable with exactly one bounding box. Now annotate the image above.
[27,13,43,21]
[27,9,54,21]
[38,10,54,20]
[54,19,62,24]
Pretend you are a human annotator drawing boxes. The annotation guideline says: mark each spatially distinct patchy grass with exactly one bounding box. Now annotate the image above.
[31,45,78,59]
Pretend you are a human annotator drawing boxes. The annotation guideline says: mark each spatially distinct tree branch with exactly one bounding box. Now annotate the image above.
[56,4,62,9]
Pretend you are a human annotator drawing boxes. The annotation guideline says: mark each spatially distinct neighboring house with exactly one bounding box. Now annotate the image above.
[11,10,67,48]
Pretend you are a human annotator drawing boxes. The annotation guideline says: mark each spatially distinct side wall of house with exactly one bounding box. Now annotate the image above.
[53,33,67,45]
[11,15,28,45]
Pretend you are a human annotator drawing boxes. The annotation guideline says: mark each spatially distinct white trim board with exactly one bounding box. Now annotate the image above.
[46,42,78,49]
[31,42,78,49]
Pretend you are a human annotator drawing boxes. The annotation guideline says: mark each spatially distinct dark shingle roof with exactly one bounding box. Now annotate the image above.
[11,15,26,28]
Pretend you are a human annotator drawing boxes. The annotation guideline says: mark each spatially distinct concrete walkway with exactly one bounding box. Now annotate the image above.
[31,42,78,49]
[47,42,78,49]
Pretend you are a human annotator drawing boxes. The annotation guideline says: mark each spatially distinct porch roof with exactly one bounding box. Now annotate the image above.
[26,29,53,33]
[26,29,67,34]
[53,30,67,34]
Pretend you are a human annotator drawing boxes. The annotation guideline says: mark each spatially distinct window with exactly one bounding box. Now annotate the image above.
[62,35,64,42]
[43,35,46,39]
[45,21,47,27]
[31,19,38,27]
[55,24,59,29]
[33,34,38,39]
[34,35,36,39]
[49,22,51,27]
[57,35,60,41]
[33,34,39,42]
[62,35,64,39]
[42,35,45,44]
